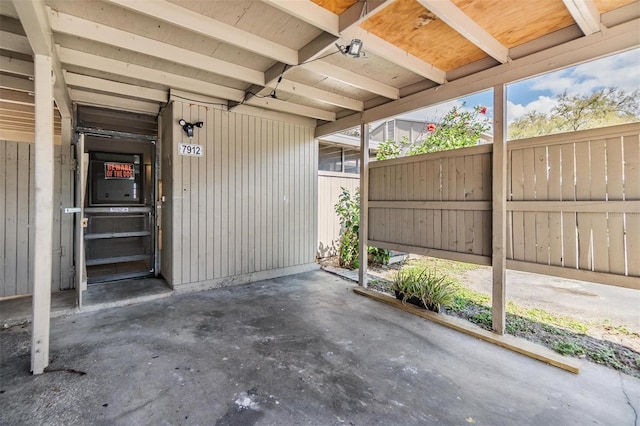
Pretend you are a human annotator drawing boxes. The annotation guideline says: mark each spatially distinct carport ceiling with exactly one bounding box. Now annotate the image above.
[0,0,638,135]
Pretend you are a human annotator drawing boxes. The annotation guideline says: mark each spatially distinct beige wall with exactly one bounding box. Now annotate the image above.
[160,101,318,290]
[0,140,73,297]
[317,171,359,258]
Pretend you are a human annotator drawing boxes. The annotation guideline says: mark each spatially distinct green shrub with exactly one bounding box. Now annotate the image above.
[334,187,391,268]
[392,267,456,312]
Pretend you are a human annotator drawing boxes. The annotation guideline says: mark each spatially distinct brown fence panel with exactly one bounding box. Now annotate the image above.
[506,123,640,289]
[368,144,493,265]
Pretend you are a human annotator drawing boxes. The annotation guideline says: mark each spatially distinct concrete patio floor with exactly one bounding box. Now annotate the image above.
[1,270,638,425]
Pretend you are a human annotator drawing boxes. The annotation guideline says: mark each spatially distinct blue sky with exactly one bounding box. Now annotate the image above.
[393,48,640,128]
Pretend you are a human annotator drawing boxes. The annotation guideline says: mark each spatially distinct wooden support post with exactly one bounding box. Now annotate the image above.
[358,122,369,287]
[492,84,507,334]
[60,117,73,289]
[31,54,54,375]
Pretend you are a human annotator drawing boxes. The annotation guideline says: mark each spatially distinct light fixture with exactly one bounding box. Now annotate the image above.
[178,119,203,138]
[335,39,365,58]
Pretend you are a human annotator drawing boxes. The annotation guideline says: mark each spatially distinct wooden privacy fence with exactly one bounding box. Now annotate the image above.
[317,171,359,258]
[0,140,74,297]
[367,123,640,289]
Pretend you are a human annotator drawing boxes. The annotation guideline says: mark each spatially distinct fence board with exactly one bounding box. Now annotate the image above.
[511,149,525,260]
[547,145,562,265]
[624,134,640,276]
[560,144,577,268]
[575,142,592,270]
[534,146,549,264]
[590,140,608,272]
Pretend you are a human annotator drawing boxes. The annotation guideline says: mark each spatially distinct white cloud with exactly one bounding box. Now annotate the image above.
[528,49,640,95]
[507,96,558,124]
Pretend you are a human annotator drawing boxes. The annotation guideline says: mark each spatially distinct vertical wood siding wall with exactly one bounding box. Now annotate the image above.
[162,102,318,288]
[1,140,71,297]
[506,124,640,286]
[317,171,359,258]
[368,144,493,265]
[367,123,640,289]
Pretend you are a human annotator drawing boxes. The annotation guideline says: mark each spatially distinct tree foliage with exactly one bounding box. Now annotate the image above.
[375,104,490,160]
[508,87,640,139]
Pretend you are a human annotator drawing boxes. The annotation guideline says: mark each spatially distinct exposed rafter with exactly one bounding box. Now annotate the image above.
[244,96,336,121]
[0,56,33,77]
[275,79,363,111]
[48,10,265,86]
[64,72,168,103]
[262,0,339,36]
[302,60,399,100]
[0,88,34,105]
[562,0,601,35]
[11,0,72,118]
[0,30,33,55]
[57,46,245,102]
[341,28,446,83]
[0,74,33,93]
[69,89,159,114]
[104,0,298,65]
[416,0,509,63]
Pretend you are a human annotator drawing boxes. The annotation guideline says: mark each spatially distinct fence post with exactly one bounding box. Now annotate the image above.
[492,84,507,334]
[358,122,369,287]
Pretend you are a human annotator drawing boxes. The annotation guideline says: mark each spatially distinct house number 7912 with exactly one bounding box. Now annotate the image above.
[178,143,204,157]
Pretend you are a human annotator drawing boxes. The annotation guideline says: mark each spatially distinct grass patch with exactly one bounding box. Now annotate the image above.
[553,341,585,356]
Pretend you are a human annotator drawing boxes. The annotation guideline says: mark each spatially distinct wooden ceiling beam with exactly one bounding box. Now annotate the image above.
[57,46,245,102]
[562,0,601,35]
[64,72,168,103]
[341,28,446,83]
[49,10,265,86]
[0,30,32,55]
[262,0,339,36]
[416,0,509,63]
[0,88,35,106]
[11,0,72,118]
[0,56,33,77]
[103,0,298,65]
[302,60,399,100]
[0,74,33,93]
[243,96,336,121]
[275,79,363,111]
[69,89,159,114]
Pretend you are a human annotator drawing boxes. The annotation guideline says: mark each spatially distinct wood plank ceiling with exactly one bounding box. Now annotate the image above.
[0,0,638,138]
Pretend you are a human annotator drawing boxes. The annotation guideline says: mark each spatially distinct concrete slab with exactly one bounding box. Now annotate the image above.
[1,270,638,425]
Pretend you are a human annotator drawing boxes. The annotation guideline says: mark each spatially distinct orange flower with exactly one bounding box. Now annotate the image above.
[480,106,487,114]
[427,123,436,132]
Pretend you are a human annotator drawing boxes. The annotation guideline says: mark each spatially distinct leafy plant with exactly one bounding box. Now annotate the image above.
[391,267,456,312]
[409,105,490,155]
[376,137,401,160]
[368,246,391,265]
[334,187,360,269]
[553,341,586,356]
[334,187,391,268]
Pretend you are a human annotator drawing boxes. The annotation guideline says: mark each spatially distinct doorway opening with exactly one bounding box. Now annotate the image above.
[75,106,159,285]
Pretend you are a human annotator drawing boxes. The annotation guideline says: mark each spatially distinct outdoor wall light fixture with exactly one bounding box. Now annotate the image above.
[178,119,203,138]
[336,39,364,58]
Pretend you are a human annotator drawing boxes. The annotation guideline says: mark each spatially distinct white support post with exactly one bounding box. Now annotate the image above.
[358,122,369,287]
[31,54,54,375]
[492,84,507,334]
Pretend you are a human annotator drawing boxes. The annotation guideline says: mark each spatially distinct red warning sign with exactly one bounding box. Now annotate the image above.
[104,162,135,180]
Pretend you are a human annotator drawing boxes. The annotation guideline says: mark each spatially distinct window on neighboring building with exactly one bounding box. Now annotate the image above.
[343,149,360,174]
[318,144,342,172]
